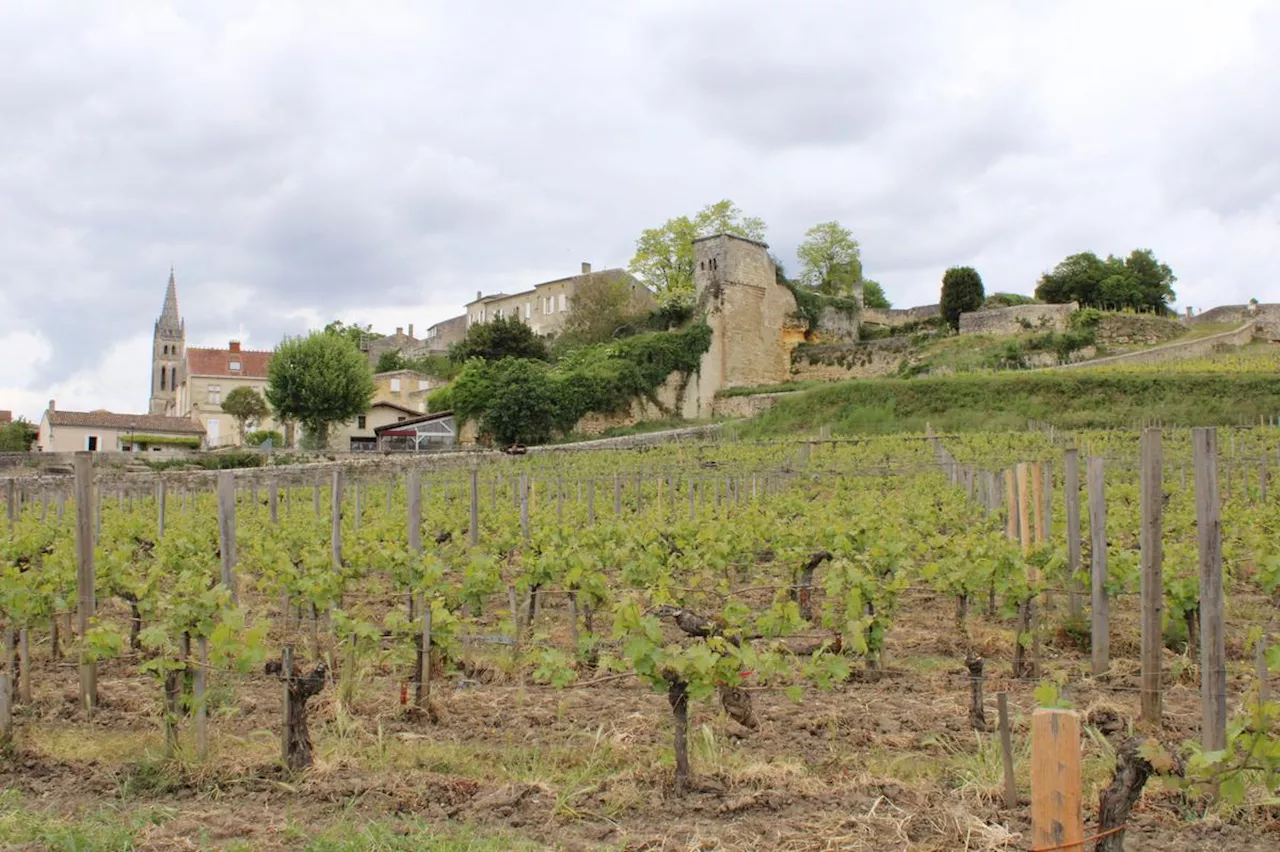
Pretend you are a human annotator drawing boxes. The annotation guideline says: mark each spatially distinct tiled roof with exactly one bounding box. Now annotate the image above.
[186,347,272,378]
[373,410,453,434]
[46,410,205,434]
[371,401,421,416]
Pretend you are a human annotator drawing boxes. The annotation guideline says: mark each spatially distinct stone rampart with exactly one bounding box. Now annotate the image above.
[959,302,1077,335]
[710,391,800,419]
[862,305,940,328]
[1054,321,1257,370]
[789,338,912,381]
[1094,313,1184,347]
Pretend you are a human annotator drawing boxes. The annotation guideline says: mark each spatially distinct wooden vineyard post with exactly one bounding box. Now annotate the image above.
[419,602,433,711]
[4,478,14,534]
[1031,708,1084,851]
[217,471,238,603]
[688,476,696,521]
[17,630,30,704]
[555,476,563,524]
[353,481,362,530]
[587,479,595,526]
[1064,450,1083,620]
[280,646,293,767]
[469,466,479,547]
[614,474,622,516]
[1087,457,1109,676]
[269,480,279,524]
[157,480,167,538]
[997,693,1017,809]
[194,636,209,760]
[330,469,343,572]
[1193,427,1226,753]
[1030,461,1044,550]
[1258,635,1270,706]
[73,452,96,713]
[0,672,10,750]
[1016,463,1033,556]
[1004,470,1018,543]
[1139,428,1163,725]
[519,472,530,541]
[313,484,320,518]
[407,471,422,555]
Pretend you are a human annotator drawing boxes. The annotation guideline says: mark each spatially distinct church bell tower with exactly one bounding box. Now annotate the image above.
[149,268,185,415]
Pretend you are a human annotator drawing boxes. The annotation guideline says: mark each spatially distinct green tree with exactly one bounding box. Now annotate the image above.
[861,280,891,309]
[323,319,380,350]
[629,200,767,307]
[266,332,375,449]
[797,222,863,297]
[374,349,408,373]
[939,266,985,330]
[448,358,558,446]
[0,417,37,451]
[557,274,651,347]
[449,314,550,363]
[220,387,270,445]
[1035,250,1175,312]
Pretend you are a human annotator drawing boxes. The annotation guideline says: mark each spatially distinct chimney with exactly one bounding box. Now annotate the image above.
[229,341,241,353]
[476,290,482,302]
[581,262,592,274]
[395,326,403,336]
[48,399,55,412]
[408,323,414,338]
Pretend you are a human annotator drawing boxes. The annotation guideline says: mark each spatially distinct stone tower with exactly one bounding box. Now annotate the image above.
[149,269,185,415]
[684,234,798,417]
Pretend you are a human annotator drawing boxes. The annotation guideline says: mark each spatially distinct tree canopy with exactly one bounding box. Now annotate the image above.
[861,280,891,310]
[940,266,985,330]
[265,332,375,449]
[628,200,767,307]
[797,222,863,297]
[448,314,550,363]
[1035,249,1175,312]
[220,387,270,445]
[0,417,37,452]
[557,274,652,347]
[323,319,379,350]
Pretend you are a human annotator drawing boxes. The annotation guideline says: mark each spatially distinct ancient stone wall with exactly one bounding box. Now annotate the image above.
[789,338,913,381]
[958,302,1077,335]
[1094,313,1185,347]
[709,392,799,419]
[813,306,860,342]
[862,305,940,327]
[1054,321,1258,370]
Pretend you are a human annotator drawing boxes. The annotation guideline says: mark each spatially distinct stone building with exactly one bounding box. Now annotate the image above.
[464,262,653,338]
[419,315,468,353]
[329,400,421,452]
[148,269,186,415]
[174,341,277,447]
[37,400,205,453]
[372,369,441,413]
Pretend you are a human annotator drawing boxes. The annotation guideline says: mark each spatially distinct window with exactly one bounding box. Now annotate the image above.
[357,415,367,429]
[559,293,567,312]
[86,436,98,451]
[229,360,241,372]
[418,380,428,391]
[159,366,166,391]
[390,378,401,392]
[207,385,221,405]
[525,302,531,319]
[207,418,220,444]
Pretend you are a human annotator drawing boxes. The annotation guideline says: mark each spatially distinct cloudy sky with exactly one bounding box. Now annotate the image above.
[2,0,1277,420]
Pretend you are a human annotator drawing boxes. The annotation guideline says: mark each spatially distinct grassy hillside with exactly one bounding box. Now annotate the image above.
[731,371,1280,437]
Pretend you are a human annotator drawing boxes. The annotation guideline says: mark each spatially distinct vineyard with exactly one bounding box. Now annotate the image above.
[1,428,1278,851]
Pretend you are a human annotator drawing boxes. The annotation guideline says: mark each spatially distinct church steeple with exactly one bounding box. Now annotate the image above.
[149,268,186,416]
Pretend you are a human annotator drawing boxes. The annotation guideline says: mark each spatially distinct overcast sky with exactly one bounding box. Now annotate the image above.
[2,0,1277,421]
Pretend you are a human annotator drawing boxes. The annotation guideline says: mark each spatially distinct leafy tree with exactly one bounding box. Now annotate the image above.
[404,352,459,381]
[448,314,550,364]
[448,358,558,446]
[266,332,375,450]
[940,266,985,330]
[1035,250,1175,312]
[862,280,891,309]
[243,429,284,448]
[797,222,863,297]
[984,292,1038,308]
[323,319,380,350]
[374,349,408,373]
[557,274,652,347]
[629,200,767,307]
[220,387,270,445]
[0,417,37,451]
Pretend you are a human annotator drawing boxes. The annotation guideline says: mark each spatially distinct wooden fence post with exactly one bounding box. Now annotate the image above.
[587,479,595,526]
[1031,708,1084,851]
[269,480,279,524]
[157,480,167,539]
[1139,428,1163,725]
[280,646,293,767]
[73,452,96,713]
[1064,450,1083,620]
[1087,456,1109,676]
[468,466,479,547]
[997,693,1017,809]
[1193,427,1226,752]
[0,672,10,749]
[519,472,530,541]
[195,636,209,760]
[328,470,343,575]
[217,471,238,603]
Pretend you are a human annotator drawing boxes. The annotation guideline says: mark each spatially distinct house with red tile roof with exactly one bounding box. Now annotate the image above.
[174,340,278,447]
[37,399,204,453]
